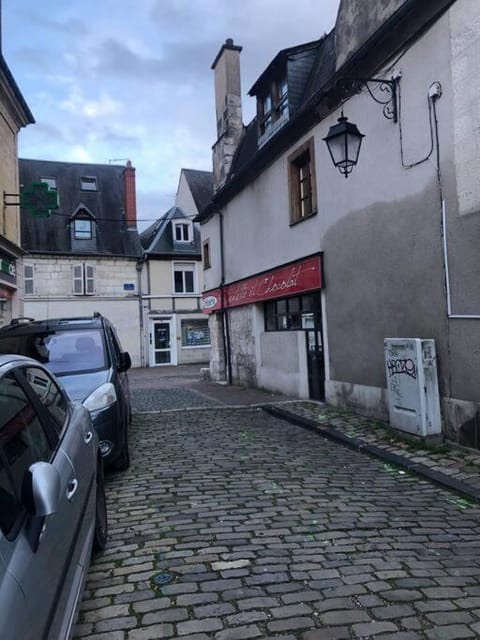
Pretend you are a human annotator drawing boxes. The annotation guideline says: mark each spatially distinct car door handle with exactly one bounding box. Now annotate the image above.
[67,479,78,501]
[84,431,93,445]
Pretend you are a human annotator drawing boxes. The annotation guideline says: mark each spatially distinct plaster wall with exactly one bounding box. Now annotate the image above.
[258,330,309,398]
[228,305,257,386]
[175,173,197,216]
[200,216,222,293]
[335,0,407,69]
[149,260,174,296]
[450,0,480,217]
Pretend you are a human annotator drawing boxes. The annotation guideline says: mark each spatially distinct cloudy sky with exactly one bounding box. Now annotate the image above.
[3,0,340,229]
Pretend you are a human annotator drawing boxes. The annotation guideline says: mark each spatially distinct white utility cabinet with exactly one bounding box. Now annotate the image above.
[384,338,441,437]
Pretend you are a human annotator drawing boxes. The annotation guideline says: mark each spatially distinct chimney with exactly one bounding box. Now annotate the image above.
[211,38,243,191]
[123,160,137,228]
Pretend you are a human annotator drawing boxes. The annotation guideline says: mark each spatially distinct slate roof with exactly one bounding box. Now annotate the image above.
[197,31,336,219]
[0,55,35,127]
[19,159,142,258]
[139,206,202,258]
[181,169,214,214]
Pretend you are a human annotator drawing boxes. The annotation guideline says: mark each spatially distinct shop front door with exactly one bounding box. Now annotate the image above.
[150,319,176,366]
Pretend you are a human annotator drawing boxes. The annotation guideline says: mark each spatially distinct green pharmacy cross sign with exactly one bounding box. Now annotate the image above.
[20,182,59,218]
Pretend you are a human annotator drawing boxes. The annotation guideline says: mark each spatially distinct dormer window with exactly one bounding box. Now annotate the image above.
[173,221,191,243]
[80,176,97,191]
[40,177,56,190]
[74,217,93,240]
[258,76,289,141]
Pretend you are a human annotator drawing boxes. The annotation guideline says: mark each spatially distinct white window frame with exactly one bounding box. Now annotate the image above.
[173,221,192,243]
[24,264,34,295]
[40,177,57,190]
[173,262,197,294]
[74,217,93,240]
[80,176,97,191]
[73,263,95,295]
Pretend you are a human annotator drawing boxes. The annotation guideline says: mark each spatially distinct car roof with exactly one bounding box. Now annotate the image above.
[0,315,106,334]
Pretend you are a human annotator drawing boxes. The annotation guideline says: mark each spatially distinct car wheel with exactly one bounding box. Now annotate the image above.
[93,462,108,552]
[114,420,130,471]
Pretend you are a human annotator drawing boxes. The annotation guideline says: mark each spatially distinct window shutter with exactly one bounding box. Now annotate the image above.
[24,265,34,294]
[73,264,84,295]
[85,264,95,295]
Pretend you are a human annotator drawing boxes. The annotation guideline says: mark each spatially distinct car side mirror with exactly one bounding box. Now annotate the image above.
[22,461,60,517]
[118,351,131,372]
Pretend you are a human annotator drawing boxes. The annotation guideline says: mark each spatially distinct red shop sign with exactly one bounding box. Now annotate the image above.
[202,255,323,313]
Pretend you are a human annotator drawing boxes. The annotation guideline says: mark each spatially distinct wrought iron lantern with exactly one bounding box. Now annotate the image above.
[323,112,365,178]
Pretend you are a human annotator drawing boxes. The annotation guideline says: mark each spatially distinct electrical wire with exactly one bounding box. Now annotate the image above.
[398,81,435,169]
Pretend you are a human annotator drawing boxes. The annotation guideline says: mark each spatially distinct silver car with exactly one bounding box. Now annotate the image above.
[0,354,107,640]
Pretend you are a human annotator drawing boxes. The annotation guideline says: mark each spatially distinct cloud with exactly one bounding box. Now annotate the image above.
[6,0,341,229]
[60,87,122,119]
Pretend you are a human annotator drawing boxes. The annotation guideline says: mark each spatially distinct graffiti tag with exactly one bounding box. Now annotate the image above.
[387,358,417,379]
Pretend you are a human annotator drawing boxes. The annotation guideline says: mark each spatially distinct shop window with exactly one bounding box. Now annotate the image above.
[181,318,210,347]
[288,138,317,224]
[265,293,321,331]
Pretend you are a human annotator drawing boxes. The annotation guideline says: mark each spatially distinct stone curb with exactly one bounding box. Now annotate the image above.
[263,404,480,504]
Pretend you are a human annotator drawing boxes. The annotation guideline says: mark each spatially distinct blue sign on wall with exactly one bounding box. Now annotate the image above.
[123,283,135,291]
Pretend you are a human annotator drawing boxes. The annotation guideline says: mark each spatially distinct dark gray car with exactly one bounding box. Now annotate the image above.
[0,354,107,640]
[0,313,132,469]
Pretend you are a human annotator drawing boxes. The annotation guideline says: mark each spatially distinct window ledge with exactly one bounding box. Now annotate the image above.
[289,210,318,227]
[258,112,289,148]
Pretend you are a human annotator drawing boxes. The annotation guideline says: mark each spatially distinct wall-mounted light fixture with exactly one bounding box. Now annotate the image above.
[323,112,364,178]
[323,75,400,177]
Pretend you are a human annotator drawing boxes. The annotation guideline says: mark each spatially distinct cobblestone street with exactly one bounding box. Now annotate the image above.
[73,376,480,640]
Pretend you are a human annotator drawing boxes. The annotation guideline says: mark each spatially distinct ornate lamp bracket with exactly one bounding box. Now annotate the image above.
[336,75,400,123]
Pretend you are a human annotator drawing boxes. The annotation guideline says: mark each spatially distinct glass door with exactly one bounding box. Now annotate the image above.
[150,319,176,366]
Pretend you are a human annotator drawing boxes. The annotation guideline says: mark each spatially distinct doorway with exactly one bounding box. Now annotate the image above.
[150,318,177,366]
[305,328,325,401]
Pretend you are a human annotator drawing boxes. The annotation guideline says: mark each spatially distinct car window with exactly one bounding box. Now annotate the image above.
[0,455,21,537]
[0,329,107,375]
[22,367,68,435]
[0,373,54,538]
[107,326,121,365]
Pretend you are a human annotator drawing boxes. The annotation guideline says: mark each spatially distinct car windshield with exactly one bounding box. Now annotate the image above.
[0,329,107,375]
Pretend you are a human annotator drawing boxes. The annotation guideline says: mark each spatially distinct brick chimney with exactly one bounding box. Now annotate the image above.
[211,38,244,192]
[123,160,137,228]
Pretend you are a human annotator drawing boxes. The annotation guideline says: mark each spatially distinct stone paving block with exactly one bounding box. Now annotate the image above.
[193,603,236,618]
[351,621,399,636]
[127,624,174,639]
[425,625,477,639]
[177,618,224,635]
[319,609,371,625]
[95,616,137,633]
[214,626,262,640]
[267,616,314,632]
[303,629,351,639]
